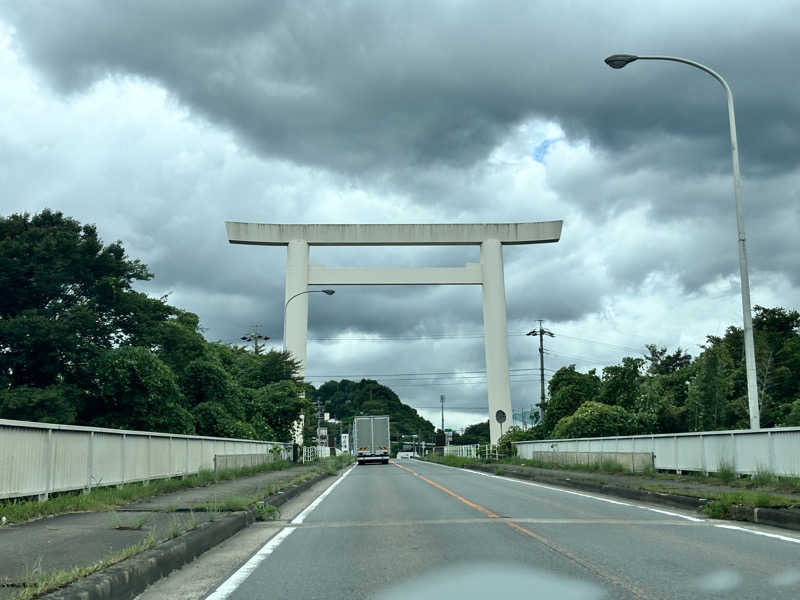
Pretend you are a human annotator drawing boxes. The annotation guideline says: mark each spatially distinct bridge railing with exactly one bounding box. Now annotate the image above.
[0,418,292,500]
[513,427,800,476]
[443,444,479,458]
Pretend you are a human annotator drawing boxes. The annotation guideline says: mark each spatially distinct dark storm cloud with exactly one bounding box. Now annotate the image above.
[4,1,799,180]
[2,0,798,420]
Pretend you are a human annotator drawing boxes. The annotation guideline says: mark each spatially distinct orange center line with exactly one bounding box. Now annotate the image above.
[392,463,499,519]
[393,462,499,518]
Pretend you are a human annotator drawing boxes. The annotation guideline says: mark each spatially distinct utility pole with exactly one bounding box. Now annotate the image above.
[241,326,269,355]
[527,321,554,422]
[440,394,445,445]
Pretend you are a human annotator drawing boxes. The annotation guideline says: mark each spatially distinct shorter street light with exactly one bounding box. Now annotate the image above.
[282,289,335,350]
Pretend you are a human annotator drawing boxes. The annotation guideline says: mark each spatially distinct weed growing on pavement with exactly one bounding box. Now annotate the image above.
[716,459,737,483]
[11,534,157,600]
[0,460,297,525]
[109,513,150,531]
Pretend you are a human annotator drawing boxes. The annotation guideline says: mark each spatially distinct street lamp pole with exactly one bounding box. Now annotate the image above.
[605,54,760,429]
[282,288,335,447]
[282,288,335,351]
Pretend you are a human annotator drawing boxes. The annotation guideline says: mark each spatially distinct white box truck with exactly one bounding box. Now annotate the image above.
[353,415,390,465]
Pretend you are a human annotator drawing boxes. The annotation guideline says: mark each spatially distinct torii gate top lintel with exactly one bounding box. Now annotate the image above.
[225,221,562,246]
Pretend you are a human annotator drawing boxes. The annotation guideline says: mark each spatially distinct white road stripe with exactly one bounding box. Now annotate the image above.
[714,523,800,545]
[646,507,704,522]
[205,465,355,600]
[423,461,800,542]
[292,465,355,524]
[417,460,703,522]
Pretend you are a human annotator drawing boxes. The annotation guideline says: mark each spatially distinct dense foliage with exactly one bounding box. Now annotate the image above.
[0,211,304,441]
[500,305,800,444]
[310,379,435,444]
[452,420,490,445]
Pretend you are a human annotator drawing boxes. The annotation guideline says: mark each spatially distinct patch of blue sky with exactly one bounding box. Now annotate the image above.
[532,137,563,164]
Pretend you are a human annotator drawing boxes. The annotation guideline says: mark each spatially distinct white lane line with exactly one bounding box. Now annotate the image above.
[646,507,704,522]
[206,465,355,600]
[714,523,800,545]
[416,460,703,522]
[292,465,355,524]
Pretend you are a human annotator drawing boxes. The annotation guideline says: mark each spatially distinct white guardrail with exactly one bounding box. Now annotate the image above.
[301,446,333,463]
[513,427,800,476]
[444,444,479,458]
[0,418,293,500]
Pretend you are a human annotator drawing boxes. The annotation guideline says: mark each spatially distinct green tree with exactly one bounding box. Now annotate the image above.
[246,380,305,442]
[85,346,195,434]
[542,366,601,434]
[599,357,644,410]
[0,210,161,389]
[0,384,82,424]
[551,401,635,439]
[453,421,490,445]
[634,376,686,434]
[644,344,692,376]
[685,344,735,431]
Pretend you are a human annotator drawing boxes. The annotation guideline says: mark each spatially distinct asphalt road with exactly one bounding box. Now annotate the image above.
[205,460,800,600]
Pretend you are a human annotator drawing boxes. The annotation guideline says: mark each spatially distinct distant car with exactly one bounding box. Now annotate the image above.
[396,452,419,460]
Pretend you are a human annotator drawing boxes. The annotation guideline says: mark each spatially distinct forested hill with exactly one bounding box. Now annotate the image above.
[312,379,435,440]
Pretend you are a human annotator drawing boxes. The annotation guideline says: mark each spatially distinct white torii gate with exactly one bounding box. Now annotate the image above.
[225,222,563,445]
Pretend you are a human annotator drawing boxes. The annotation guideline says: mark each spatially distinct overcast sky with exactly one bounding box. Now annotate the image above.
[2,1,798,431]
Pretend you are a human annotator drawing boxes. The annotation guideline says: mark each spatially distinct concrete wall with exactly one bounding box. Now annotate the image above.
[514,427,800,476]
[0,418,292,500]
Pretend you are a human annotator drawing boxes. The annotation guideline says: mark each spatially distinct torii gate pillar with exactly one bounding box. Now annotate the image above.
[480,238,513,444]
[226,222,563,446]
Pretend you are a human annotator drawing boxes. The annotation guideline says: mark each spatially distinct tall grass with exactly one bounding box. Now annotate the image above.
[716,459,737,483]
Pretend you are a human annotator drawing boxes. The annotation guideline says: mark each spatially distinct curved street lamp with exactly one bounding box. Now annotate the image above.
[604,54,760,429]
[282,289,335,350]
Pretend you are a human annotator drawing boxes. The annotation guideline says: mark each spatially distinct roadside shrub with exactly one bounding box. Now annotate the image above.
[551,401,636,439]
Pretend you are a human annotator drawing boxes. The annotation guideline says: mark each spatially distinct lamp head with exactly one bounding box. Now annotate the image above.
[605,54,639,69]
[321,289,335,295]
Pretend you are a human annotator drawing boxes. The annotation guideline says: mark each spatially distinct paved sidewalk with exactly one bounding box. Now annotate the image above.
[0,464,316,599]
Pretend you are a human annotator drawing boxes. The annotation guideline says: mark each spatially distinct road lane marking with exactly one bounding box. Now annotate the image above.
[420,460,704,522]
[420,461,800,547]
[205,465,355,600]
[714,523,800,545]
[275,517,701,529]
[393,462,499,518]
[394,461,652,599]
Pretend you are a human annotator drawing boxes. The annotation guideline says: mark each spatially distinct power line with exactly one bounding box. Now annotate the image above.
[304,367,541,379]
[553,333,644,353]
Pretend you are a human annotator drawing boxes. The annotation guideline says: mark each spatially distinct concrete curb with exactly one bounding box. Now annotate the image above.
[41,470,335,600]
[467,464,800,531]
